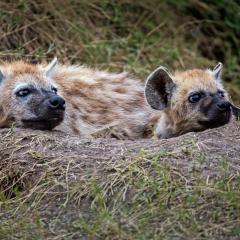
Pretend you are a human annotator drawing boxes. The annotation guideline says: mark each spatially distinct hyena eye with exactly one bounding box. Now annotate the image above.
[51,86,58,94]
[16,89,31,97]
[188,93,202,103]
[218,90,225,98]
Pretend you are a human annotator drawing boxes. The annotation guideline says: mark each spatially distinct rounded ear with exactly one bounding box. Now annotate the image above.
[45,57,58,77]
[144,66,176,110]
[212,62,223,82]
[231,104,240,120]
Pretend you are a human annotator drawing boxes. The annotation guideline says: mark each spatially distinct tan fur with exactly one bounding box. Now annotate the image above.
[151,68,230,138]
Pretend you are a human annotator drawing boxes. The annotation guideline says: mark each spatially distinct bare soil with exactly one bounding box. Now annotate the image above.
[0,121,240,239]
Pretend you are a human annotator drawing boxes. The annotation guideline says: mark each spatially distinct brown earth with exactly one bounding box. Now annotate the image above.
[0,120,240,239]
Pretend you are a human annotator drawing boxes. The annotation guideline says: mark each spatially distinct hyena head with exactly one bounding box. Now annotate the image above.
[145,63,232,138]
[0,58,65,130]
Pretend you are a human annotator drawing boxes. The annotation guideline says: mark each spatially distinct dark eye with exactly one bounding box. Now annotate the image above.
[16,89,31,97]
[218,90,225,98]
[51,87,58,94]
[188,93,202,103]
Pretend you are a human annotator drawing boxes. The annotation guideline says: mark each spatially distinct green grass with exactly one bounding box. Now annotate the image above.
[70,152,240,239]
[0,0,240,103]
[1,147,240,239]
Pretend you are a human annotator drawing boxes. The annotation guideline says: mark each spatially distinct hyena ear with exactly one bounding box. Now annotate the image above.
[231,104,240,121]
[45,57,58,77]
[212,62,223,82]
[0,70,5,85]
[144,66,176,110]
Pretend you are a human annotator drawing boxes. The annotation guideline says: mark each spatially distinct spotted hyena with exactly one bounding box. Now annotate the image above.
[0,59,235,138]
[0,58,151,138]
[144,63,233,138]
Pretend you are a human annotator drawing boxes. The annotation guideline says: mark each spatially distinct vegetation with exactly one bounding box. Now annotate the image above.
[0,0,240,102]
[0,123,240,239]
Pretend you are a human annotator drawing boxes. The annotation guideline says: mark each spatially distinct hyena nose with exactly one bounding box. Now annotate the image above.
[49,96,66,110]
[217,101,231,112]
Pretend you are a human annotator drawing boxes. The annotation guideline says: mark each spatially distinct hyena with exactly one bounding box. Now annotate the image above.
[0,58,235,139]
[0,58,150,138]
[144,63,234,138]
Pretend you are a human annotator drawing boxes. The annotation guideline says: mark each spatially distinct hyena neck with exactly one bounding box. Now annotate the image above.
[155,111,182,139]
[154,112,172,138]
[155,110,201,138]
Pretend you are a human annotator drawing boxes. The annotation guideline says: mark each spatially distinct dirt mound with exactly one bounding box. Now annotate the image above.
[0,121,240,239]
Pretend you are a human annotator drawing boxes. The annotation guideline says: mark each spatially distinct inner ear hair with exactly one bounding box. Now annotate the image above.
[45,57,58,77]
[144,66,176,110]
[212,62,223,81]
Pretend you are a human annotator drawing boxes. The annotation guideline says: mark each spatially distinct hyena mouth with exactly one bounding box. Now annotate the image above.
[22,116,64,130]
[198,111,231,129]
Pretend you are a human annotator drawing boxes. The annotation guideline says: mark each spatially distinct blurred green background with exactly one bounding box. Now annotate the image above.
[0,0,239,103]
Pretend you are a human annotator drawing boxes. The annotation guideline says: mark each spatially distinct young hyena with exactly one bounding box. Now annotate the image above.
[0,58,235,139]
[0,58,150,138]
[144,63,233,138]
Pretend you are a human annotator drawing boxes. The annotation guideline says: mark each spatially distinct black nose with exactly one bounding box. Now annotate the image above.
[48,96,65,110]
[217,101,231,112]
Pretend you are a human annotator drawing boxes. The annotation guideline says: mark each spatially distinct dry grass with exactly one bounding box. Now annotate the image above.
[1,0,239,102]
